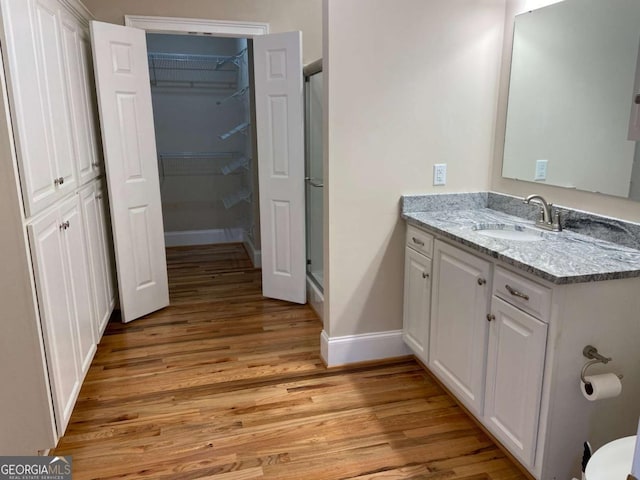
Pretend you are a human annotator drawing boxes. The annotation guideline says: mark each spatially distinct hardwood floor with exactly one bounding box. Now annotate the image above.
[53,243,526,480]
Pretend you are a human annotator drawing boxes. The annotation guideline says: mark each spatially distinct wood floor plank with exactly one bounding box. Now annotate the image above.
[53,243,526,480]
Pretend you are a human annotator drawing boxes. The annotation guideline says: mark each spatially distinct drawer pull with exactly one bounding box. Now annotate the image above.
[412,237,425,246]
[422,272,429,279]
[505,284,529,301]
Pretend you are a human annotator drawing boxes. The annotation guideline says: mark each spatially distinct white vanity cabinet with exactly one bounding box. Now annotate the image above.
[428,239,491,417]
[402,223,640,480]
[402,226,433,363]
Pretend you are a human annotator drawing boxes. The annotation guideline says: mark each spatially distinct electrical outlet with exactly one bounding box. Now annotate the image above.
[534,159,548,181]
[433,164,447,186]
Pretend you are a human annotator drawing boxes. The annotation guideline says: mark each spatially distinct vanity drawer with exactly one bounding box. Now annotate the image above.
[406,225,434,257]
[493,266,551,321]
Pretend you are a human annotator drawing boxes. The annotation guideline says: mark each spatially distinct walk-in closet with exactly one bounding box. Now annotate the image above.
[146,33,259,258]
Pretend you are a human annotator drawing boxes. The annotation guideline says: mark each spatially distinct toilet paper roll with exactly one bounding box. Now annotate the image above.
[581,373,622,401]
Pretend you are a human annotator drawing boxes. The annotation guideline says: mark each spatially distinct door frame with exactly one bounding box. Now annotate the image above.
[124,15,269,37]
[124,15,269,270]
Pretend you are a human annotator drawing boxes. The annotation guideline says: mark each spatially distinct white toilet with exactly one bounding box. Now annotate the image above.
[585,435,637,480]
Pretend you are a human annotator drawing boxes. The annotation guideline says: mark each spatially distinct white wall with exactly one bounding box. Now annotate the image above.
[492,0,640,222]
[82,0,322,65]
[147,35,251,234]
[324,0,506,337]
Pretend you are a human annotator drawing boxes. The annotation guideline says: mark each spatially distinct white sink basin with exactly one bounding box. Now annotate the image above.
[472,223,546,242]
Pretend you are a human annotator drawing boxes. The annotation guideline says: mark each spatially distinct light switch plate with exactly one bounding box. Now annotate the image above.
[433,164,447,186]
[535,159,548,181]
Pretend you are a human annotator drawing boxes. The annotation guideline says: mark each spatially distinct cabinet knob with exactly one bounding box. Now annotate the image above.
[477,278,487,286]
[635,93,640,105]
[96,194,103,199]
[92,162,99,168]
[58,177,64,185]
[486,313,495,322]
[422,272,429,279]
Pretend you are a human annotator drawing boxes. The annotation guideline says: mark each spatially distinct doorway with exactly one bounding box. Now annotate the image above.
[146,33,259,270]
[91,18,307,321]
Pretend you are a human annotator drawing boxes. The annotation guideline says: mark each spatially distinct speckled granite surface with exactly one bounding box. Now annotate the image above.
[401,193,640,284]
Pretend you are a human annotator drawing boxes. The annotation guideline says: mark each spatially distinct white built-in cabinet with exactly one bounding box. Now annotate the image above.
[0,0,115,451]
[402,223,640,480]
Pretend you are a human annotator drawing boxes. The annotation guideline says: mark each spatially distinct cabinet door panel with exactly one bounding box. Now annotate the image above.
[96,185,116,312]
[60,13,96,186]
[32,0,77,193]
[60,195,96,375]
[80,185,110,338]
[484,296,547,468]
[429,240,491,416]
[403,247,431,363]
[28,209,80,436]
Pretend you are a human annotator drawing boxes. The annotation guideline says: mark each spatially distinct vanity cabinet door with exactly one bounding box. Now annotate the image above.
[429,240,491,416]
[484,296,547,468]
[403,247,431,364]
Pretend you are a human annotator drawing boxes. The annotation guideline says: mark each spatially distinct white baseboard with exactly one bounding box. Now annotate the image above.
[243,236,261,268]
[320,329,411,367]
[307,276,323,320]
[164,228,244,247]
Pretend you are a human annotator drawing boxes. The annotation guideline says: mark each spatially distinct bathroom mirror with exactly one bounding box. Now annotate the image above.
[502,0,640,200]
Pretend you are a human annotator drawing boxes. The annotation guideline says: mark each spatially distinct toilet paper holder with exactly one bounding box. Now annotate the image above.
[581,345,623,384]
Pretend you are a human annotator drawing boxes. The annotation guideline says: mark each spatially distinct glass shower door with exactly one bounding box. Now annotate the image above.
[305,69,323,290]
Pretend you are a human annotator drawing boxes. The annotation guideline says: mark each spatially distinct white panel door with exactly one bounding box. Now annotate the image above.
[429,240,491,416]
[403,247,431,364]
[254,32,306,304]
[90,21,169,322]
[28,208,81,436]
[484,296,547,468]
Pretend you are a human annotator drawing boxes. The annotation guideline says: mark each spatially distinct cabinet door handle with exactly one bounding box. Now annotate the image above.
[58,177,64,185]
[412,237,425,246]
[477,277,486,286]
[486,313,495,322]
[505,284,529,301]
[422,272,429,279]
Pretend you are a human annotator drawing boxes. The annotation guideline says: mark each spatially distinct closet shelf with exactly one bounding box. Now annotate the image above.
[222,188,252,209]
[220,156,250,175]
[219,122,250,140]
[217,86,249,105]
[148,50,246,88]
[158,151,242,177]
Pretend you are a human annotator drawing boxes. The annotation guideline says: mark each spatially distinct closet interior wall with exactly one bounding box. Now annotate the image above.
[147,34,255,249]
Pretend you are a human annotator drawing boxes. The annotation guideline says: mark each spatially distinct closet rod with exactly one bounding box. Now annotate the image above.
[158,152,238,160]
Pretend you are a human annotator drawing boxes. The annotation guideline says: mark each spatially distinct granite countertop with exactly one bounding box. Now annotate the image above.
[402,207,640,284]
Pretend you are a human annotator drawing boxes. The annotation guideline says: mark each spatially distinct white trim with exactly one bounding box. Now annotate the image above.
[320,330,411,367]
[307,276,323,320]
[124,15,269,37]
[243,236,262,268]
[164,228,244,247]
[60,0,93,23]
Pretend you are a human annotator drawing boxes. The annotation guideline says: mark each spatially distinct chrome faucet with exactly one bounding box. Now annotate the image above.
[523,194,562,231]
